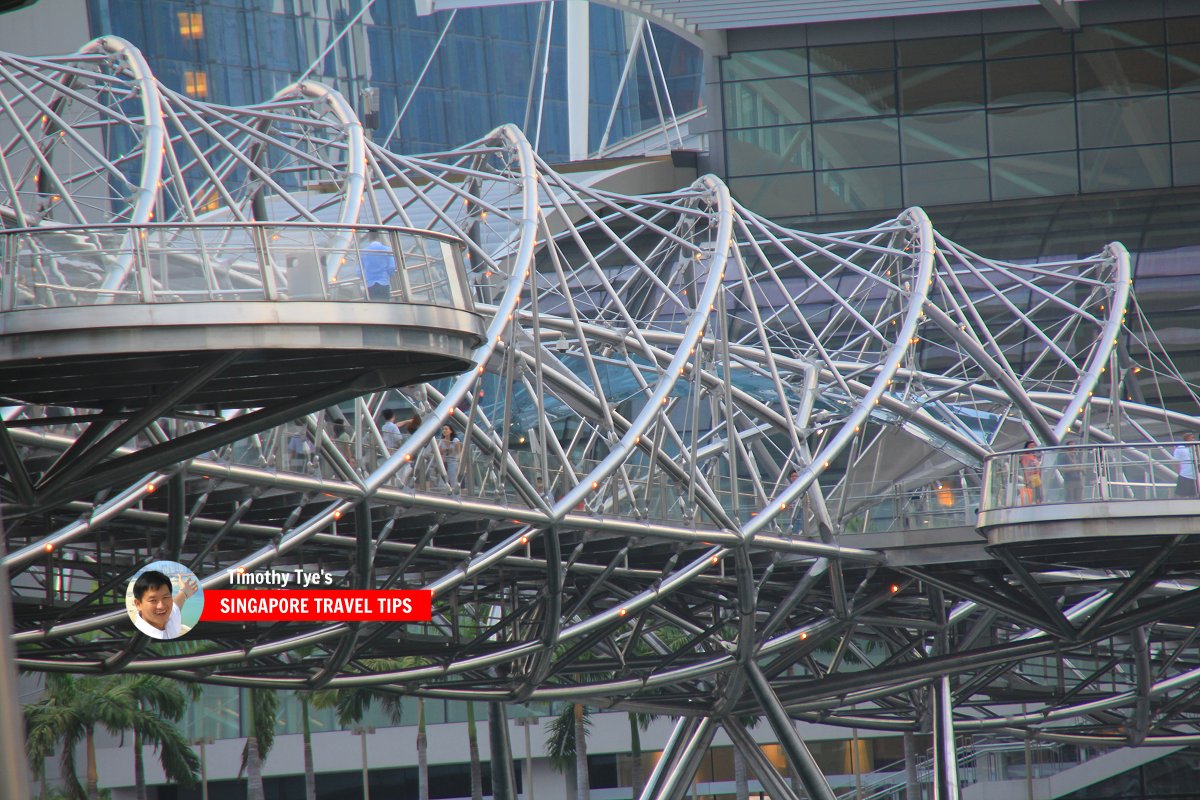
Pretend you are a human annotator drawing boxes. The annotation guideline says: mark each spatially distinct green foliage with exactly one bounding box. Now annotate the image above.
[23,673,199,800]
[545,703,591,774]
[238,688,280,777]
[309,657,426,728]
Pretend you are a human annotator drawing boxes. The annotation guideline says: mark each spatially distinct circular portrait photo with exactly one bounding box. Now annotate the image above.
[126,561,203,640]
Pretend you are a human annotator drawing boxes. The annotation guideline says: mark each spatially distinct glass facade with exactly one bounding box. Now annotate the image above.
[85,0,702,162]
[721,16,1200,221]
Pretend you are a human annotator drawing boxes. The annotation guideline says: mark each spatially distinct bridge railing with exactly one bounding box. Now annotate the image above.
[0,221,473,312]
[982,441,1198,512]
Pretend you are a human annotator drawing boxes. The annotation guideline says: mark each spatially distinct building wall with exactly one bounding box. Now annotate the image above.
[716,1,1200,223]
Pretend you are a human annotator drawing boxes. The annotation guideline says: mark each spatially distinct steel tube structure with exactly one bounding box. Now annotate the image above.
[5,38,1200,797]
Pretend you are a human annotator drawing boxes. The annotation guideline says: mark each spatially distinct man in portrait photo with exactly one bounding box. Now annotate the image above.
[130,570,199,639]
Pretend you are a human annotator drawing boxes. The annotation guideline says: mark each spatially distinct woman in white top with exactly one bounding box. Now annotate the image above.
[437,425,461,492]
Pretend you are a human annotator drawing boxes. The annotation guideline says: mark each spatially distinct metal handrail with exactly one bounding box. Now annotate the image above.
[981,440,1200,512]
[0,221,472,313]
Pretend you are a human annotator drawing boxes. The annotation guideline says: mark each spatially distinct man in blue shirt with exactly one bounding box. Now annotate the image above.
[361,231,396,300]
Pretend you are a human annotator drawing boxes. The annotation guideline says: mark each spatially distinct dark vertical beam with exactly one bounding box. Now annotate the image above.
[743,662,836,800]
[932,676,960,800]
[636,716,703,800]
[488,702,518,800]
[0,522,31,800]
[724,717,802,800]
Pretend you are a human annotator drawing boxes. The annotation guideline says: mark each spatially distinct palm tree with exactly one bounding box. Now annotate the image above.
[417,698,429,800]
[297,692,317,800]
[311,658,422,797]
[24,673,199,800]
[465,700,483,800]
[627,712,655,798]
[238,688,280,800]
[546,703,591,800]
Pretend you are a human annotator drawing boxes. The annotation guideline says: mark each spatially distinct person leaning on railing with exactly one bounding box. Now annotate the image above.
[1172,432,1198,497]
[1059,441,1084,502]
[361,231,396,300]
[1019,440,1043,505]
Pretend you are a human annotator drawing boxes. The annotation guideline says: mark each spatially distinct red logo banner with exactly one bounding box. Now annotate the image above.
[200,590,432,622]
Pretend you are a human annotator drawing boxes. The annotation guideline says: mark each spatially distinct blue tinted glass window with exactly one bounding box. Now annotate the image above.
[904,159,990,206]
[729,174,815,218]
[814,118,899,170]
[987,56,1074,105]
[988,104,1077,156]
[899,63,983,114]
[723,78,810,128]
[991,152,1078,200]
[901,112,986,162]
[897,36,981,67]
[1078,96,1168,148]
[1076,48,1167,99]
[723,49,807,81]
[816,166,902,213]
[812,72,895,120]
[727,125,813,176]
[1080,145,1170,192]
[1171,93,1200,141]
[810,42,893,73]
[1169,43,1200,91]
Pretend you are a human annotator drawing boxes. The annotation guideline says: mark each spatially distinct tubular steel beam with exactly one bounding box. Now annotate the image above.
[744,661,837,800]
[932,675,961,800]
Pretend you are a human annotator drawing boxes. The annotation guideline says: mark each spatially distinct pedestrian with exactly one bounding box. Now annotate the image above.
[1173,432,1198,497]
[437,424,461,492]
[381,408,403,454]
[361,231,396,300]
[1060,441,1084,502]
[1019,440,1043,504]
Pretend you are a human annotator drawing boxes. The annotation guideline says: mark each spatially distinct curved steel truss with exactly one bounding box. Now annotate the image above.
[5,39,1200,782]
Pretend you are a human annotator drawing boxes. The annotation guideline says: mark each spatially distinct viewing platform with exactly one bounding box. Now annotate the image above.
[978,442,1200,571]
[0,222,484,409]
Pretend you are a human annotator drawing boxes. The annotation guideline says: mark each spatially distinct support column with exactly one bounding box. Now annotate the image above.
[724,717,802,800]
[651,716,716,800]
[566,0,590,160]
[932,676,961,800]
[744,662,837,800]
[0,528,31,800]
[636,716,707,800]
[489,702,518,800]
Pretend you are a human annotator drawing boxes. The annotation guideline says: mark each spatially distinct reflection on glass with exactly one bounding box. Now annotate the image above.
[812,72,896,120]
[814,118,899,169]
[988,104,1077,156]
[723,78,810,128]
[723,48,807,81]
[1171,93,1200,141]
[1169,43,1200,91]
[901,112,986,162]
[987,56,1073,105]
[985,30,1068,59]
[1173,141,1200,185]
[727,125,813,175]
[1078,96,1168,148]
[729,173,816,218]
[1076,48,1167,98]
[991,152,1078,200]
[1167,16,1200,44]
[816,166,902,214]
[809,42,894,73]
[904,160,990,206]
[899,63,984,114]
[1075,20,1164,51]
[1080,145,1170,192]
[897,35,981,67]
